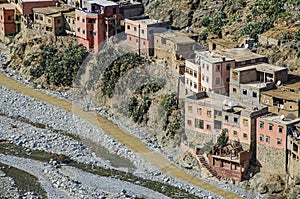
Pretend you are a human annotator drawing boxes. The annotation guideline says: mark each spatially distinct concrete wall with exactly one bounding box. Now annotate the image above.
[185,60,201,93]
[257,144,286,174]
[21,0,58,17]
[184,129,216,146]
[0,8,16,36]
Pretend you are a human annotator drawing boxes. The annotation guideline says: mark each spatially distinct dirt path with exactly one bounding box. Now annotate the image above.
[0,72,244,199]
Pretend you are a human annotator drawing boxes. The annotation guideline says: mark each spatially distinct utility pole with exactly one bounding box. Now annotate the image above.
[138,24,141,57]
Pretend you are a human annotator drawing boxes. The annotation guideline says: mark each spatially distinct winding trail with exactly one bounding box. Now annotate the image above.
[0,72,244,199]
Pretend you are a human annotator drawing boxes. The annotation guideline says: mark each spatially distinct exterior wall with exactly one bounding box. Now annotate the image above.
[185,60,201,94]
[126,34,151,55]
[185,129,216,146]
[257,144,286,174]
[20,0,58,17]
[33,12,64,35]
[175,43,195,59]
[63,13,75,33]
[287,137,300,178]
[256,118,287,150]
[260,94,300,117]
[0,7,17,36]
[120,3,144,19]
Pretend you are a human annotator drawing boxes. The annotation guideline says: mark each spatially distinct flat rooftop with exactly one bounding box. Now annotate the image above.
[196,51,234,63]
[22,0,57,2]
[0,3,17,9]
[209,38,238,49]
[220,48,266,62]
[156,31,196,44]
[259,113,300,125]
[241,81,268,89]
[262,81,300,101]
[33,6,73,15]
[186,92,266,114]
[233,63,287,73]
[88,0,118,6]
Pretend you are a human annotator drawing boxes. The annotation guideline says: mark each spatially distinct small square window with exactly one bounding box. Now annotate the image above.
[187,120,192,125]
[193,71,197,78]
[188,105,192,112]
[134,27,137,31]
[243,133,248,139]
[206,64,209,70]
[197,108,202,115]
[253,92,257,98]
[242,89,247,95]
[82,18,85,23]
[77,16,80,21]
[232,88,237,93]
[215,77,220,84]
[77,27,80,32]
[207,110,211,118]
[226,64,231,70]
[216,65,220,72]
[233,130,238,136]
[82,30,85,34]
[223,128,228,133]
[141,29,144,34]
[225,115,229,121]
[207,124,211,130]
[206,76,209,83]
[278,126,283,133]
[243,119,248,126]
[268,123,273,131]
[266,136,270,143]
[259,134,264,141]
[202,74,204,81]
[234,117,238,123]
[226,77,230,82]
[277,138,282,145]
[260,121,264,128]
[127,25,130,29]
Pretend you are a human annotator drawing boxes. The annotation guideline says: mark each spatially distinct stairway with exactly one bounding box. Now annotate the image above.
[198,155,221,180]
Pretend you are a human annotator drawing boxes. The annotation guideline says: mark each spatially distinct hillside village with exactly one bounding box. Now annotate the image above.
[0,0,300,198]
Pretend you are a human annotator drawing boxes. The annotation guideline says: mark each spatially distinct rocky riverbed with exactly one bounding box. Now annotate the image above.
[0,51,263,198]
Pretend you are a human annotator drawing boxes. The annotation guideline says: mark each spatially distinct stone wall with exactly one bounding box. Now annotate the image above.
[257,144,286,175]
[184,129,216,147]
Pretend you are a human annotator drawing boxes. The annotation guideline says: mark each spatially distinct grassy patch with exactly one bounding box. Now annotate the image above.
[0,162,47,198]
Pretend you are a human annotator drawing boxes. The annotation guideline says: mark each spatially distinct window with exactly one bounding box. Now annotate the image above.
[8,16,11,20]
[72,20,75,24]
[206,76,209,83]
[243,133,248,139]
[187,120,192,125]
[48,19,51,23]
[242,89,247,95]
[195,119,204,129]
[278,126,283,133]
[207,110,211,118]
[233,130,238,136]
[82,30,85,34]
[202,64,205,68]
[193,82,197,89]
[129,36,131,41]
[277,138,282,145]
[197,108,202,115]
[136,38,138,43]
[233,88,237,93]
[216,65,220,72]
[226,77,229,82]
[259,134,264,141]
[88,19,96,23]
[202,74,204,81]
[193,71,197,78]
[207,124,211,130]
[225,115,229,121]
[57,19,61,24]
[77,16,80,21]
[127,25,130,30]
[134,27,137,31]
[143,41,146,46]
[260,121,264,128]
[268,123,273,131]
[141,29,144,34]
[188,105,192,113]
[77,27,80,32]
[226,64,231,70]
[215,77,220,84]
[266,136,270,143]
[223,128,228,133]
[82,18,85,23]
[253,92,257,98]
[234,117,238,123]
[206,64,209,70]
[243,119,248,126]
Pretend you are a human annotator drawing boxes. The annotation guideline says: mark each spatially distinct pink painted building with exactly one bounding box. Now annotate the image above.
[75,0,120,52]
[125,17,168,56]
[256,114,300,174]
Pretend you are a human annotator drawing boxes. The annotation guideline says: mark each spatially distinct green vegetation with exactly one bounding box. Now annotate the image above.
[0,162,47,198]
[101,52,145,98]
[251,0,286,20]
[158,93,182,140]
[0,142,200,199]
[207,12,228,37]
[29,44,88,87]
[294,29,300,41]
[240,21,273,39]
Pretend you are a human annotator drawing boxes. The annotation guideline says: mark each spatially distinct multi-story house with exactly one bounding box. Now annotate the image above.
[195,51,235,95]
[15,0,58,25]
[287,126,300,178]
[185,58,201,94]
[261,81,300,117]
[257,114,300,174]
[33,6,75,35]
[125,16,169,56]
[0,4,20,37]
[76,0,120,52]
[154,30,196,73]
[118,1,144,20]
[230,63,288,105]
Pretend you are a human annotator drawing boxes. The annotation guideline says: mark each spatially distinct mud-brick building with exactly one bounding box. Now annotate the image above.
[260,81,300,117]
[287,125,300,178]
[257,114,300,174]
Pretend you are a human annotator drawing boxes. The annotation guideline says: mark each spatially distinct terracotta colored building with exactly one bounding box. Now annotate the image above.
[16,0,58,25]
[229,63,288,105]
[125,17,169,56]
[76,0,120,52]
[0,4,19,37]
[257,114,300,174]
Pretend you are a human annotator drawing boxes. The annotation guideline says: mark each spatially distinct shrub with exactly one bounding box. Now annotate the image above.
[240,21,273,39]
